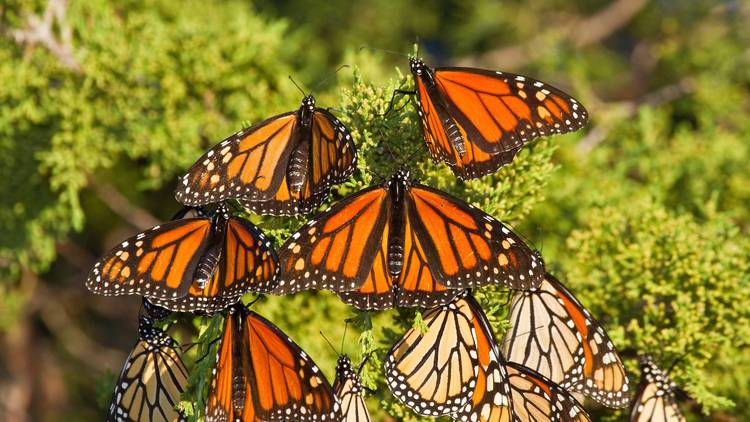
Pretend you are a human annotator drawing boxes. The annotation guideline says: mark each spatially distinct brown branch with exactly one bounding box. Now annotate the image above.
[7,0,82,72]
[576,77,696,154]
[89,180,161,230]
[457,0,649,69]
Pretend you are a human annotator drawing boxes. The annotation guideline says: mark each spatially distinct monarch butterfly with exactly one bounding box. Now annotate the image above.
[107,315,188,422]
[175,95,357,216]
[501,274,630,408]
[630,356,686,422]
[206,304,339,421]
[408,58,588,180]
[334,355,372,422]
[275,168,544,310]
[87,205,279,313]
[385,292,590,421]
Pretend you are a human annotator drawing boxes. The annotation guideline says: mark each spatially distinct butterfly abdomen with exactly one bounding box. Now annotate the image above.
[288,146,309,194]
[388,243,404,276]
[195,243,222,288]
[444,117,466,156]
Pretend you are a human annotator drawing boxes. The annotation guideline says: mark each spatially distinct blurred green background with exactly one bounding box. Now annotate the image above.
[1,0,749,421]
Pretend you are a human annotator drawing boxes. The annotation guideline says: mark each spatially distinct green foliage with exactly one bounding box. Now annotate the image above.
[4,1,750,421]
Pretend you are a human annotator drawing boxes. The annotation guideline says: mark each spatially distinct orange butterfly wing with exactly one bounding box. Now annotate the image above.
[275,186,389,294]
[243,310,338,421]
[148,216,279,313]
[407,184,544,290]
[505,362,591,422]
[206,312,238,422]
[176,113,298,206]
[87,219,212,300]
[415,75,520,180]
[502,274,630,408]
[337,206,458,309]
[238,109,356,216]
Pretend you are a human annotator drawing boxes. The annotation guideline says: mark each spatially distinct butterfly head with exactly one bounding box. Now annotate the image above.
[302,94,316,111]
[336,355,353,376]
[409,57,426,76]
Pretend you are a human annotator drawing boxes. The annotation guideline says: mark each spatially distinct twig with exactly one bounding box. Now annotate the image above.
[90,180,161,230]
[576,77,696,154]
[7,0,82,72]
[457,0,649,69]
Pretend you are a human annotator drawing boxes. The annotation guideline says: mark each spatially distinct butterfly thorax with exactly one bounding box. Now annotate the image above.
[386,169,412,277]
[194,208,229,288]
[287,95,317,195]
[410,58,467,157]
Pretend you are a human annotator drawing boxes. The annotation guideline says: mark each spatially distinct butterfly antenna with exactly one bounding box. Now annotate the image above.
[313,64,351,92]
[358,45,411,58]
[244,294,264,309]
[341,321,349,355]
[319,331,340,357]
[357,352,372,375]
[288,75,309,97]
[194,336,223,362]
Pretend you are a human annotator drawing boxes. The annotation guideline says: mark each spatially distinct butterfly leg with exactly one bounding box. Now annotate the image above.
[380,89,416,117]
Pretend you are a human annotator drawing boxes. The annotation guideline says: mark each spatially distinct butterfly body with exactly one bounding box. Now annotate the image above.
[277,169,544,310]
[206,305,339,422]
[107,316,188,422]
[409,58,588,180]
[87,205,279,313]
[334,355,372,422]
[176,95,356,216]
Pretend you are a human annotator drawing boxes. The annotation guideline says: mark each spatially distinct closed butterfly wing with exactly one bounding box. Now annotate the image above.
[276,185,390,295]
[501,274,630,408]
[207,306,339,421]
[148,214,279,313]
[334,356,372,422]
[505,362,591,422]
[384,296,480,417]
[107,317,188,422]
[87,219,212,300]
[411,59,587,180]
[240,108,357,216]
[630,357,686,422]
[407,183,544,290]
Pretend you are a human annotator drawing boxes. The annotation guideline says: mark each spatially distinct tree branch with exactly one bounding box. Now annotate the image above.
[7,0,82,72]
[457,0,649,69]
[89,181,161,230]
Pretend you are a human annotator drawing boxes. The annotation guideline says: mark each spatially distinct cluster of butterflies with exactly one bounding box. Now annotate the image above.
[87,58,687,421]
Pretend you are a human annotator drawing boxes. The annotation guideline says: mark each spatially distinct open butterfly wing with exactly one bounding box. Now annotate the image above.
[276,186,390,295]
[175,112,298,206]
[87,219,212,300]
[384,296,480,417]
[629,358,686,422]
[433,68,588,153]
[108,318,188,422]
[407,184,544,290]
[242,310,338,421]
[505,362,591,422]
[148,217,279,313]
[501,274,630,408]
[337,207,459,310]
[415,74,521,180]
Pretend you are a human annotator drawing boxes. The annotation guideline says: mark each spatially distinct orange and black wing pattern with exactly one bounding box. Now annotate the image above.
[407,183,545,290]
[176,111,298,206]
[410,59,587,180]
[206,306,339,421]
[452,294,514,422]
[237,107,356,216]
[384,294,480,417]
[107,316,188,422]
[502,274,630,408]
[334,356,372,422]
[505,362,591,422]
[630,357,686,422]
[150,216,279,313]
[87,218,212,300]
[275,185,390,295]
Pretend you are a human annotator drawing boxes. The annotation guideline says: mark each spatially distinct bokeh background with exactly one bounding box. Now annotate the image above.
[2,0,749,421]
